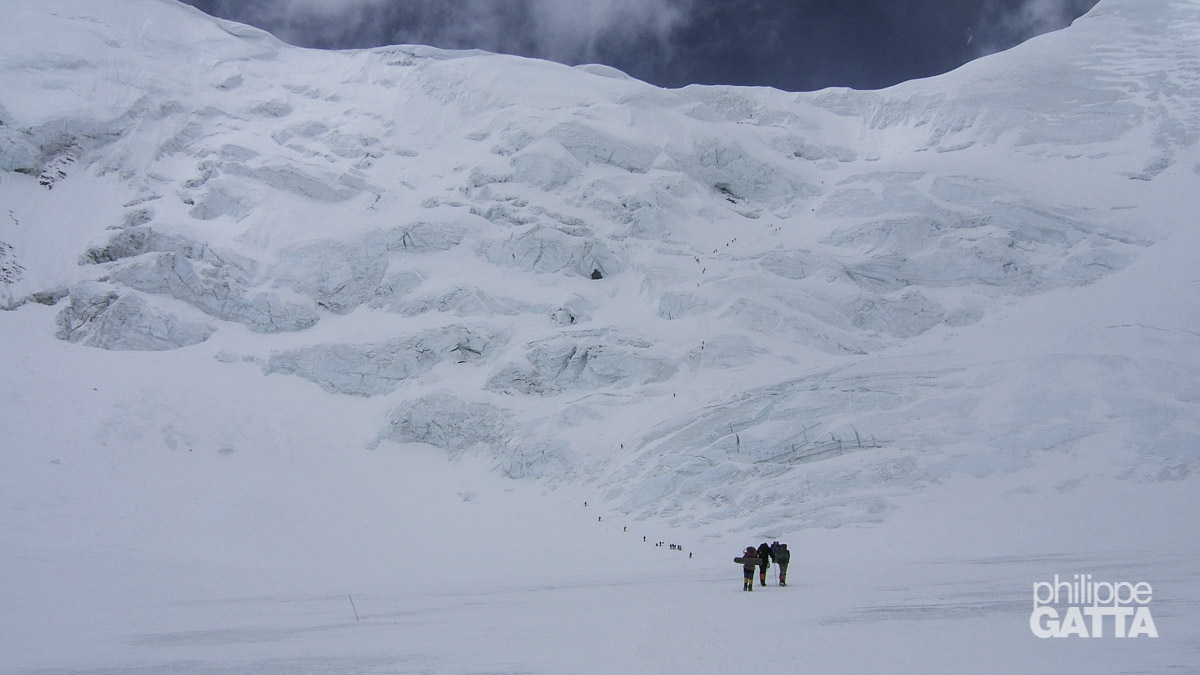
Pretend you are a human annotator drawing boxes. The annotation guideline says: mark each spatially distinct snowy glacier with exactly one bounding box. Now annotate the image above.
[1,0,1199,672]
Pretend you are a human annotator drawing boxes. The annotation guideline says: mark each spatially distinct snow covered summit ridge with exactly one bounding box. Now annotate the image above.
[2,0,1199,528]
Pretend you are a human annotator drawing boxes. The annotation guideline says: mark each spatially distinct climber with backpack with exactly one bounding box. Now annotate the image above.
[775,543,791,586]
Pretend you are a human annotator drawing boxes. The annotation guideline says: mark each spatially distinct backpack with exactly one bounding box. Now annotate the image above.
[777,544,791,564]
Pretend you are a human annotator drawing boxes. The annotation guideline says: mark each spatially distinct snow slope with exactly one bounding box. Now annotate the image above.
[1,0,1199,672]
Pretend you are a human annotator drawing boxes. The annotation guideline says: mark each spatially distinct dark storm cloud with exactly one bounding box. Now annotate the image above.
[181,0,1100,92]
[972,0,1104,57]
[640,0,1101,91]
[184,0,693,61]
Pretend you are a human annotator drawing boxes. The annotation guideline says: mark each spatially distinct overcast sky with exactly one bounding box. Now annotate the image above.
[179,0,1101,92]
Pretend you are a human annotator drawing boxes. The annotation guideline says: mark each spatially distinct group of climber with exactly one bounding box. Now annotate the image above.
[740,541,790,591]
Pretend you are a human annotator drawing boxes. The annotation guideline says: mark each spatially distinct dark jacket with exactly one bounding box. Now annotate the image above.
[757,543,772,566]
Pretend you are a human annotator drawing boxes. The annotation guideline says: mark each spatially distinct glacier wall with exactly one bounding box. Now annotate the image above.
[2,0,1198,528]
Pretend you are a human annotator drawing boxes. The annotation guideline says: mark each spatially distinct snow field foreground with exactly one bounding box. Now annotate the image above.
[2,302,1199,673]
